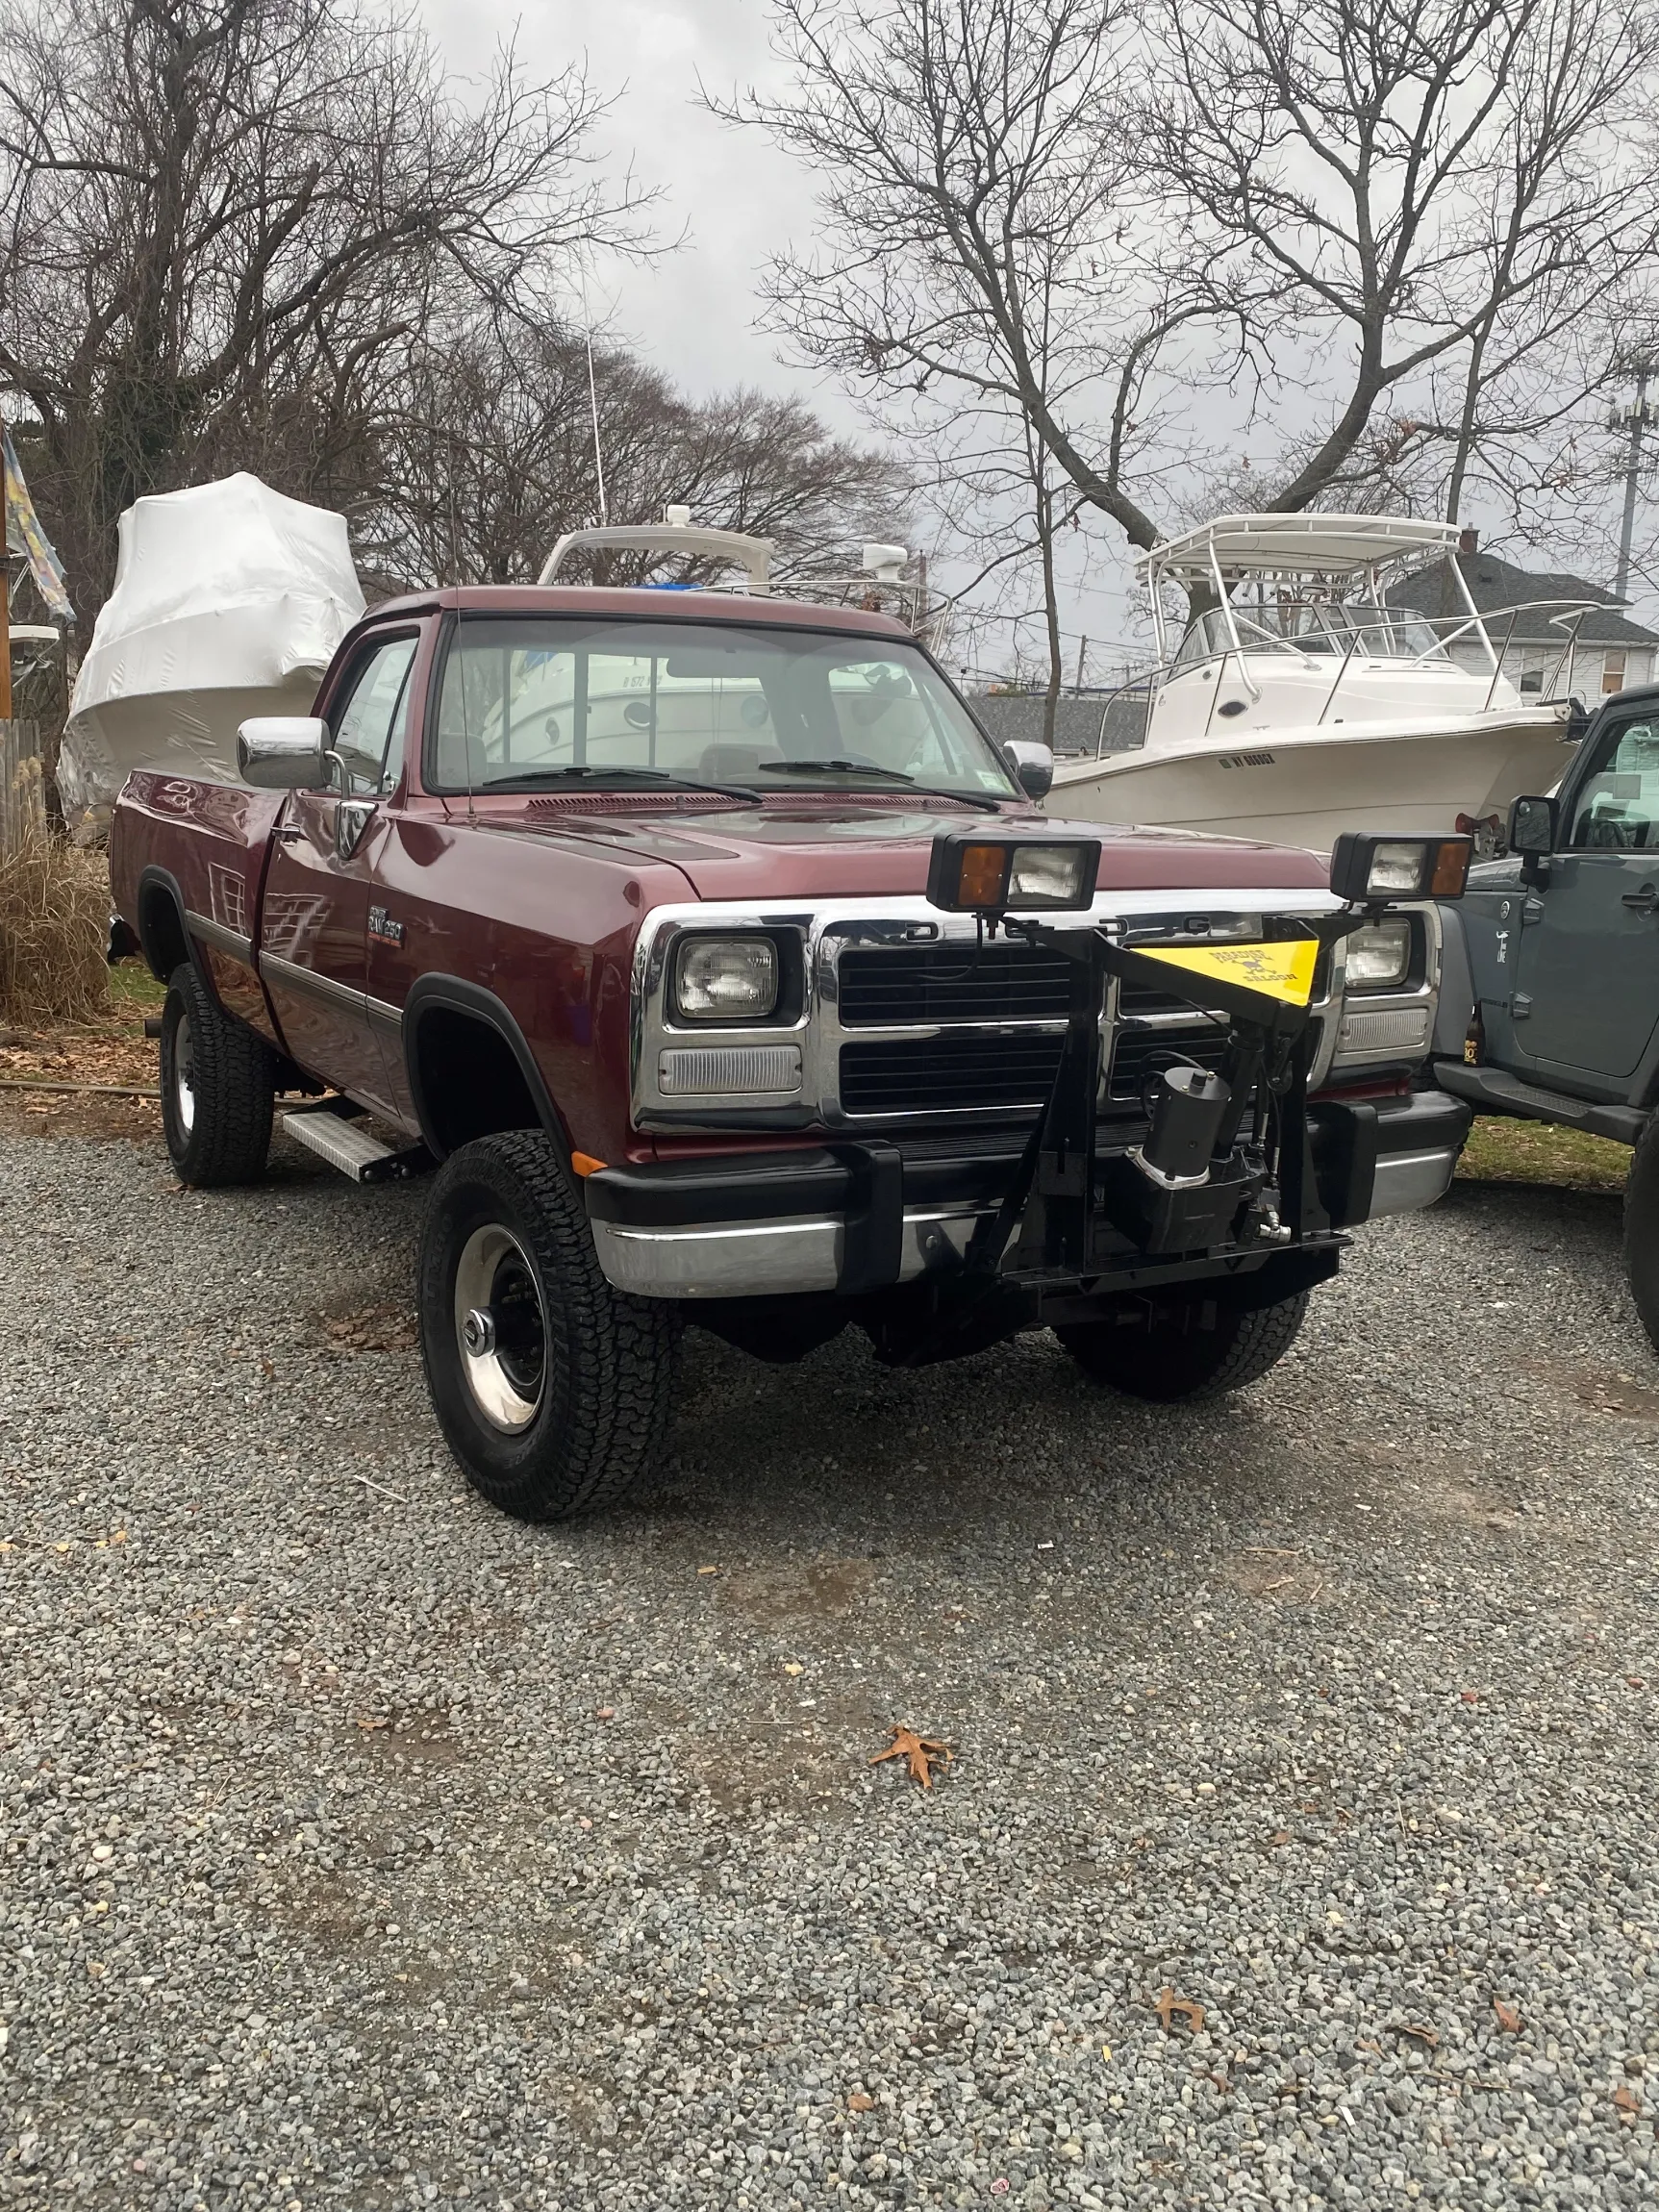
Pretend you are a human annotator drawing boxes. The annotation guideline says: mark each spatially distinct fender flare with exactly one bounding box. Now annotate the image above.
[135,865,226,1011]
[401,974,571,1165]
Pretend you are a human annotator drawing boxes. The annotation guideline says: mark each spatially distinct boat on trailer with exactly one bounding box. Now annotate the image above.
[1046,514,1590,852]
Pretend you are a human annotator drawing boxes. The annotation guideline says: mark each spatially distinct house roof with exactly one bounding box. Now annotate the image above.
[1388,549,1659,647]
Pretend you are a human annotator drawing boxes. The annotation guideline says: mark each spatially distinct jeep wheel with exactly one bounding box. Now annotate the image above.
[159,961,277,1187]
[417,1130,680,1520]
[1624,1118,1659,1357]
[1055,1290,1309,1402]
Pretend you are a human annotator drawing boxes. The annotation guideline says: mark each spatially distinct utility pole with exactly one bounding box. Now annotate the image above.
[1612,364,1656,603]
[1073,634,1088,694]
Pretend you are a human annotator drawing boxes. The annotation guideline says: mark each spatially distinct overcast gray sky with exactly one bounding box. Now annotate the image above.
[416,2,1654,669]
[415,0,1144,677]
[420,0,845,406]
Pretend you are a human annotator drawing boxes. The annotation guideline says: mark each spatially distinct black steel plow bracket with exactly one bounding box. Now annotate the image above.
[968,915,1355,1285]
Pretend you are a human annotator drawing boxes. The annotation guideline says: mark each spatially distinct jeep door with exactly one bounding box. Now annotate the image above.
[259,629,418,1109]
[1511,707,1659,1084]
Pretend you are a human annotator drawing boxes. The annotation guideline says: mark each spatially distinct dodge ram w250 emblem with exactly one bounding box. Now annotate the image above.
[368,905,404,944]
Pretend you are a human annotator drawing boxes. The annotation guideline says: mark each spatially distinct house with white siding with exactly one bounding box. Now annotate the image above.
[1388,528,1659,701]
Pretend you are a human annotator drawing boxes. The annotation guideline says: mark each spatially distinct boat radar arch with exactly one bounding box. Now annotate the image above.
[537,512,774,593]
[1138,513,1462,586]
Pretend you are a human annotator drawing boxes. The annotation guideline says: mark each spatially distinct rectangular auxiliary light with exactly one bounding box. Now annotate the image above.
[658,1044,802,1096]
[1329,832,1472,904]
[927,832,1101,914]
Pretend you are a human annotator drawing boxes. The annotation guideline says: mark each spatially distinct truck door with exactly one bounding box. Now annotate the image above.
[1511,707,1659,1083]
[259,631,418,1108]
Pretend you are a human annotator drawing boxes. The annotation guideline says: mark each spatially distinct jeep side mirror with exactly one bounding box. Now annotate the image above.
[1004,739,1054,801]
[238,716,332,790]
[1508,794,1556,856]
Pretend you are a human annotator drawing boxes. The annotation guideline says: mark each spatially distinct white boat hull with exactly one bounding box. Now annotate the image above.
[1046,711,1577,853]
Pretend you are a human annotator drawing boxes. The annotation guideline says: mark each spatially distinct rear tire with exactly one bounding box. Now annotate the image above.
[417,1130,680,1520]
[1624,1117,1659,1356]
[1056,1290,1309,1402]
[159,962,277,1187]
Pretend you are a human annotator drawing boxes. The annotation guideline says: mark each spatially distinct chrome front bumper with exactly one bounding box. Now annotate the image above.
[1364,1088,1470,1218]
[591,1201,985,1298]
[586,1089,1470,1302]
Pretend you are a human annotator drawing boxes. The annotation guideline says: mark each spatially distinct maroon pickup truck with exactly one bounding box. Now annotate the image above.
[109,581,1471,1519]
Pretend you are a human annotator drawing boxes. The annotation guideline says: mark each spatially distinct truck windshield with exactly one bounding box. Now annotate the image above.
[427,617,1018,801]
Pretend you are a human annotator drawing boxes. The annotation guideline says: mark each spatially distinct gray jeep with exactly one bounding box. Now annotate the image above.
[1431,684,1659,1351]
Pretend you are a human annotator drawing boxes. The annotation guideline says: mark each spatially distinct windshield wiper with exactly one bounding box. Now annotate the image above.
[760,759,1005,813]
[481,765,761,805]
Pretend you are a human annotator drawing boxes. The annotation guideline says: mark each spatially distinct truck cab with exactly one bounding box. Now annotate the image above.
[1431,684,1659,1350]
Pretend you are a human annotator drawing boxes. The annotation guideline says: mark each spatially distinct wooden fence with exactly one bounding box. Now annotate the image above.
[0,719,45,853]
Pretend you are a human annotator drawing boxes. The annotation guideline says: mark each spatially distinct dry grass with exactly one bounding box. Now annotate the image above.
[0,828,109,1027]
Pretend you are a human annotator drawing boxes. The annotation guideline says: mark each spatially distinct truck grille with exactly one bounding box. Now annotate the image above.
[837,943,1073,1025]
[839,1032,1066,1115]
[1107,1023,1231,1104]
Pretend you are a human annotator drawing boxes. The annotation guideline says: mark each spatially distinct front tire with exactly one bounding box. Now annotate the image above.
[159,962,277,1187]
[1624,1118,1659,1356]
[1056,1290,1309,1402]
[417,1130,680,1520]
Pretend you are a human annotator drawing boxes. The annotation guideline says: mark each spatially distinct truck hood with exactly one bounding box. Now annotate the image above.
[500,798,1331,899]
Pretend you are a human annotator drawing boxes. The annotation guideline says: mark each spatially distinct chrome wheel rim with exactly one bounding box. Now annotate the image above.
[453,1224,547,1432]
[172,1009,197,1136]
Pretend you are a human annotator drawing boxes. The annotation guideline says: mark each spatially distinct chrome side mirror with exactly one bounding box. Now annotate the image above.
[238,716,332,790]
[1004,739,1054,801]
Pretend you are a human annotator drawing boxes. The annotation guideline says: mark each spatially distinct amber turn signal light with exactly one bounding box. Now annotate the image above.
[927,833,1100,914]
[1329,832,1472,905]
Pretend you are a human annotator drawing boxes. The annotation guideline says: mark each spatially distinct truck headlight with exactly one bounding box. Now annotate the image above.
[1345,918,1413,991]
[674,936,779,1021]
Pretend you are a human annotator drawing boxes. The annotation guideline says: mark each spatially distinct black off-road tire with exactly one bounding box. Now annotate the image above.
[1624,1116,1659,1357]
[1056,1290,1310,1402]
[159,961,277,1187]
[417,1130,680,1520]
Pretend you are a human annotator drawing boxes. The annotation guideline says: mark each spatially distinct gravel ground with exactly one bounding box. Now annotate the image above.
[1,1127,1656,2212]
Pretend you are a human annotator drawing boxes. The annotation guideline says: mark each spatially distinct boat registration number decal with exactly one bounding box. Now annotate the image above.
[1138,938,1319,1008]
[1217,749,1275,768]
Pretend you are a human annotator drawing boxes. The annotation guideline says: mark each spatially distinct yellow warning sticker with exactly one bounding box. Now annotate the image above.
[1137,938,1319,1007]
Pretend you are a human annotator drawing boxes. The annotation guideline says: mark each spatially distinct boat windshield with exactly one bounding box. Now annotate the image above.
[425,616,1018,799]
[1170,595,1449,667]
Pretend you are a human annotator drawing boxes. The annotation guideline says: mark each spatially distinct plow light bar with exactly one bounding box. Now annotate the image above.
[927,833,1101,914]
[1329,832,1472,904]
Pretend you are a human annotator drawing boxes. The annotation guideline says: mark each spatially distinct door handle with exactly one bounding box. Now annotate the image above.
[274,820,304,842]
[1622,884,1658,916]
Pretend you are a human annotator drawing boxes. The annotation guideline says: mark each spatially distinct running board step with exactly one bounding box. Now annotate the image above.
[1437,1063,1646,1144]
[279,1109,435,1184]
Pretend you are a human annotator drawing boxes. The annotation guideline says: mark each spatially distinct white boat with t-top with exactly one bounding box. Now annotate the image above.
[1047,514,1589,851]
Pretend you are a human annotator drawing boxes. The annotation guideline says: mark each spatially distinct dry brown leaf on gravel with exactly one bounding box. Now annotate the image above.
[1615,2085,1642,2120]
[847,2092,874,2113]
[1394,2023,1440,2049]
[320,1305,417,1354]
[1153,1988,1205,2034]
[870,1725,952,1788]
[1493,1998,1522,2033]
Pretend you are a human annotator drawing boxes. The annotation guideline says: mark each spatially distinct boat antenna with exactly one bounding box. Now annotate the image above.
[582,268,609,528]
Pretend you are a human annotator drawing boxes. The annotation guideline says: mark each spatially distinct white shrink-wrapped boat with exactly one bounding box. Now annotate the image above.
[1047,514,1588,852]
[62,473,364,809]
